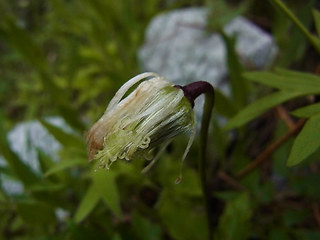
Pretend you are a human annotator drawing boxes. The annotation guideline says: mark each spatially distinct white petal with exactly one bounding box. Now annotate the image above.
[105,72,159,113]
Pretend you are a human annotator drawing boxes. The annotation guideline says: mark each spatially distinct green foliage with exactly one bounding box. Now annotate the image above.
[224,90,303,130]
[1,0,320,239]
[221,32,248,109]
[291,102,320,118]
[215,192,252,240]
[0,118,39,187]
[287,114,320,166]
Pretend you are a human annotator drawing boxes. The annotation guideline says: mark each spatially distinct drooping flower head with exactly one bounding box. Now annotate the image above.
[86,72,195,170]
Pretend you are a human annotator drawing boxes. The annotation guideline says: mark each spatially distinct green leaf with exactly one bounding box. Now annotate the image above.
[293,230,320,240]
[40,119,85,149]
[74,184,100,223]
[244,71,320,94]
[215,192,252,240]
[1,17,48,73]
[92,170,122,218]
[214,89,237,118]
[275,68,320,81]
[158,190,208,240]
[112,233,122,240]
[44,159,86,177]
[16,201,56,225]
[58,105,86,132]
[272,0,320,54]
[313,9,320,37]
[207,0,250,30]
[291,102,320,118]
[29,182,65,192]
[270,229,291,240]
[287,114,320,166]
[37,150,55,175]
[0,118,39,187]
[1,17,86,131]
[221,32,247,108]
[131,211,161,240]
[224,91,303,130]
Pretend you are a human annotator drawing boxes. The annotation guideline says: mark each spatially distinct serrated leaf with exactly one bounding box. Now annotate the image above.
[40,119,85,149]
[44,159,86,177]
[224,91,303,130]
[287,114,320,166]
[92,170,122,218]
[291,102,320,118]
[244,71,320,94]
[74,184,100,223]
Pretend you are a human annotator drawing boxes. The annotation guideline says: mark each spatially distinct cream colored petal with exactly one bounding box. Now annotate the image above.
[105,72,159,113]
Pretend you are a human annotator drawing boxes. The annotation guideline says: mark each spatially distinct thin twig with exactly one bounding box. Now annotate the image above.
[275,106,295,130]
[217,171,245,191]
[236,119,306,179]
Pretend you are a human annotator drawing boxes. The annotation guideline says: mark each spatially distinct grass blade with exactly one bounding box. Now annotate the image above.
[221,32,247,109]
[224,91,304,130]
[287,114,320,166]
[244,71,320,94]
[40,119,85,149]
[291,103,320,118]
[272,0,320,54]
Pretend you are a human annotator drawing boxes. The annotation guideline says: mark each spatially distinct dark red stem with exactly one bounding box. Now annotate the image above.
[175,81,214,108]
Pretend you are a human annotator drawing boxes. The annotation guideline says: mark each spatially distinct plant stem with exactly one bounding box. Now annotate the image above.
[272,0,320,54]
[200,85,215,240]
[177,81,215,240]
[236,119,305,179]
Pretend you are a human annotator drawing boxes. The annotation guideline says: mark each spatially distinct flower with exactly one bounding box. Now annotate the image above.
[86,72,196,170]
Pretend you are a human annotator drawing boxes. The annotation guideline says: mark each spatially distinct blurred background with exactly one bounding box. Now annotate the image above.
[1,0,320,239]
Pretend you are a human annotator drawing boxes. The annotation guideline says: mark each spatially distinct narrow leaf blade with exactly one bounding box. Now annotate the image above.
[74,184,100,223]
[287,114,320,166]
[244,71,320,94]
[313,9,320,37]
[224,91,303,130]
[222,32,247,108]
[0,118,39,187]
[291,102,320,118]
[44,159,86,177]
[40,119,85,149]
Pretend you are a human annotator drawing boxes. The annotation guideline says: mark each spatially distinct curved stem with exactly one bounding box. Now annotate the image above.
[200,85,215,240]
[177,81,215,240]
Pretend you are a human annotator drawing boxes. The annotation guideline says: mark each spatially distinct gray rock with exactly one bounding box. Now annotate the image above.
[139,7,277,95]
[0,117,71,195]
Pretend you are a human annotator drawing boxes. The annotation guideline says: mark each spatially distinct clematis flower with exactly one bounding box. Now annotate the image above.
[86,72,196,171]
